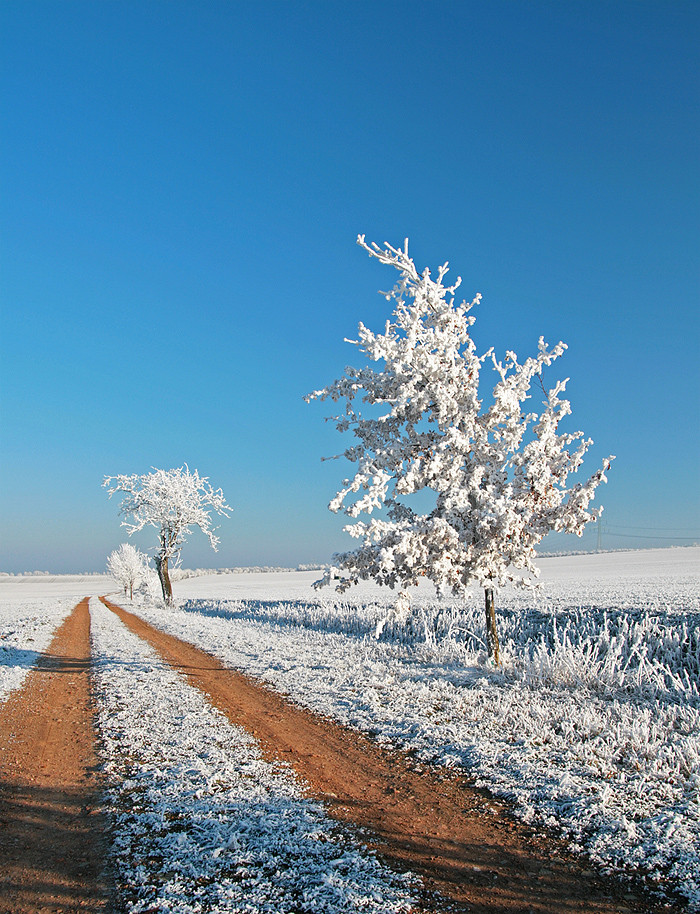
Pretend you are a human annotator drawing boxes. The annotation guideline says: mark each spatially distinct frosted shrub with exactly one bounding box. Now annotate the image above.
[184,591,699,705]
[514,612,700,701]
[375,591,412,639]
[107,543,149,601]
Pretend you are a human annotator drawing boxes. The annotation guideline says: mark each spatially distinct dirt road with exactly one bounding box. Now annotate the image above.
[0,599,109,913]
[102,596,674,914]
[0,595,680,913]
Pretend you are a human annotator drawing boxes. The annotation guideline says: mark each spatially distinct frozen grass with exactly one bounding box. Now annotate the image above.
[90,598,416,914]
[2,550,697,910]
[0,597,77,700]
[176,594,698,702]
[0,576,116,700]
[133,549,700,910]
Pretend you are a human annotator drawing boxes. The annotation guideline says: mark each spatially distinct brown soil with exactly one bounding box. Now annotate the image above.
[101,597,678,914]
[0,598,110,913]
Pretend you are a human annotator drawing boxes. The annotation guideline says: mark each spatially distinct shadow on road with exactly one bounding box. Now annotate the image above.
[0,780,110,914]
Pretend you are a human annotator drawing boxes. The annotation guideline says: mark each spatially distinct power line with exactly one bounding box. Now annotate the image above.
[604,524,700,532]
[603,531,699,541]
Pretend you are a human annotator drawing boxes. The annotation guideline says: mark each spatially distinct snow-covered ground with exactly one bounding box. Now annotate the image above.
[0,597,77,700]
[133,548,699,911]
[90,597,416,913]
[0,575,115,699]
[1,549,698,910]
[0,574,115,600]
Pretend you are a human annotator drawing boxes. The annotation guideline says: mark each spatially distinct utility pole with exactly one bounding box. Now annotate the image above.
[596,516,603,551]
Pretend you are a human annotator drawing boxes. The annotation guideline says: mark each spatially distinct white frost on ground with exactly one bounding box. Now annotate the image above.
[130,548,700,911]
[89,597,417,914]
[0,598,76,700]
[0,576,116,700]
[2,550,697,910]
[0,574,116,600]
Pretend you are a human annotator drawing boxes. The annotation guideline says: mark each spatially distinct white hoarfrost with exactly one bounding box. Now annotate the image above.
[89,598,416,914]
[133,548,699,911]
[0,576,112,699]
[103,465,232,605]
[107,542,151,601]
[0,597,77,700]
[2,552,697,910]
[306,237,613,644]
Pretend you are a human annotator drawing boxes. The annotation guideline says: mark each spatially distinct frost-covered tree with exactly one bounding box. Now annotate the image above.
[103,466,232,605]
[307,237,614,663]
[106,542,149,600]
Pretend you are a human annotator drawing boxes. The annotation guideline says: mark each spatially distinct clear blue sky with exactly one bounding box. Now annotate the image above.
[1,0,698,573]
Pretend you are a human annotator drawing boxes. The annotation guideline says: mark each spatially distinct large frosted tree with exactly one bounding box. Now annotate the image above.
[103,466,231,605]
[307,237,613,663]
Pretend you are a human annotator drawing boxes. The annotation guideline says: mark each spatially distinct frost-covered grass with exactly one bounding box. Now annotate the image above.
[0,575,115,700]
[2,551,697,909]
[133,548,700,911]
[89,598,416,914]
[0,598,77,700]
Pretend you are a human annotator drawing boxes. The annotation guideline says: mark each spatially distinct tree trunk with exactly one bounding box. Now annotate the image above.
[484,586,500,665]
[154,554,173,605]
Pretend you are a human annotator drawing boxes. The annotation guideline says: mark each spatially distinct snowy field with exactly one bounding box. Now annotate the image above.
[0,573,114,600]
[0,575,113,700]
[1,550,698,910]
[137,547,700,911]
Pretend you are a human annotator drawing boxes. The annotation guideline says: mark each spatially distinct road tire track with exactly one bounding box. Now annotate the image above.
[0,597,110,913]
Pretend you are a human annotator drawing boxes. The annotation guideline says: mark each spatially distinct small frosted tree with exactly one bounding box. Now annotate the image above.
[307,237,613,663]
[103,466,232,605]
[107,542,149,600]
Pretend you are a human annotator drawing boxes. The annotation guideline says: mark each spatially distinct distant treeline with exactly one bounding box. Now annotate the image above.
[170,564,329,580]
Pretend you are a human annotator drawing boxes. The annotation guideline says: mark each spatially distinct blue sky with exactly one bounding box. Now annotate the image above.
[1,0,698,573]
